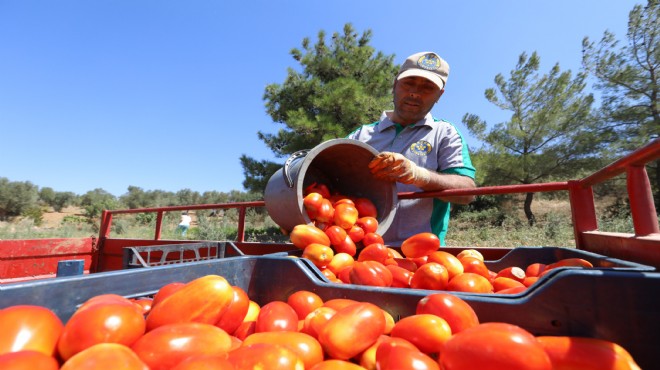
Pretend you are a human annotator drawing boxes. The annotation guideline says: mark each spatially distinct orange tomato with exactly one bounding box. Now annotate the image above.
[290,224,331,249]
[315,198,335,223]
[401,232,440,258]
[358,335,419,370]
[334,235,357,256]
[318,302,386,360]
[409,262,449,290]
[493,276,526,292]
[242,331,324,369]
[303,192,325,220]
[459,256,491,279]
[146,274,234,331]
[416,293,480,334]
[440,322,552,370]
[61,343,149,370]
[233,321,256,341]
[390,314,452,354]
[497,286,528,294]
[302,243,335,268]
[0,350,60,370]
[170,354,235,370]
[132,322,232,370]
[456,248,484,261]
[333,203,359,229]
[301,306,337,339]
[525,262,547,277]
[386,264,413,288]
[427,250,464,279]
[310,359,366,370]
[132,298,153,315]
[496,266,526,283]
[152,282,185,307]
[362,232,385,247]
[327,252,355,275]
[322,298,359,311]
[536,336,641,370]
[393,257,418,272]
[287,290,324,320]
[215,285,250,335]
[243,300,261,322]
[227,343,305,370]
[0,305,63,357]
[523,276,539,287]
[446,272,494,293]
[546,258,594,270]
[347,224,365,243]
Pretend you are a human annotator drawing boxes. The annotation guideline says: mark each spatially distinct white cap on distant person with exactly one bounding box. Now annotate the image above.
[396,51,449,90]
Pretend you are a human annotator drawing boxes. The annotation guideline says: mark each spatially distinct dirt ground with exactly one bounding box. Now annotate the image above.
[40,206,85,228]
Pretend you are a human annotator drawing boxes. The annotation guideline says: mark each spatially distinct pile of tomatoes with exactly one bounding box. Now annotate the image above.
[291,185,595,294]
[0,274,640,369]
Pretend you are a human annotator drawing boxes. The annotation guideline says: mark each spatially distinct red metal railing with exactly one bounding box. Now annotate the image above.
[95,139,660,270]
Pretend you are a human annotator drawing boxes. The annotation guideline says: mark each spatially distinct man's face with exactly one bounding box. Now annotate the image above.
[391,76,444,125]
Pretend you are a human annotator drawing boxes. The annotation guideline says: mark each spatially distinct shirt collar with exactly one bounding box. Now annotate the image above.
[378,111,435,132]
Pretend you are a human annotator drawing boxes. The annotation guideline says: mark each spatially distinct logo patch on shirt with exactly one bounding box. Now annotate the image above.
[410,140,432,156]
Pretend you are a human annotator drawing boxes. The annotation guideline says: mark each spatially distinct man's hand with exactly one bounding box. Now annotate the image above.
[368,152,431,187]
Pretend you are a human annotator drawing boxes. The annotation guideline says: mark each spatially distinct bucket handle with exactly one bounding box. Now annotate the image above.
[283,150,309,188]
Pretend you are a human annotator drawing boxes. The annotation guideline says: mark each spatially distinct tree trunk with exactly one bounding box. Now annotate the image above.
[524,192,536,226]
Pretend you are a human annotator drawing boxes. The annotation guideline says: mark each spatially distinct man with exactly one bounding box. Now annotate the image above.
[348,51,476,246]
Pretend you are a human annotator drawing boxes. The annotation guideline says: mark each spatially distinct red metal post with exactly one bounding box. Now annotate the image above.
[237,206,247,243]
[568,180,598,250]
[627,165,660,236]
[154,211,164,240]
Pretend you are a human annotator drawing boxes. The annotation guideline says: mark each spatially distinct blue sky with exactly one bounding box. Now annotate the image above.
[0,1,640,197]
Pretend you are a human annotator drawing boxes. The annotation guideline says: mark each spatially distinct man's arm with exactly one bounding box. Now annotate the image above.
[418,172,476,204]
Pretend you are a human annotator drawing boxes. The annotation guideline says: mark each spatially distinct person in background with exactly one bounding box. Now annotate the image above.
[177,211,192,236]
[348,51,476,246]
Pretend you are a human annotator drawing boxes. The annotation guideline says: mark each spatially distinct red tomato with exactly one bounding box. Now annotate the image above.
[304,182,331,199]
[356,216,379,234]
[416,293,480,334]
[496,266,526,282]
[386,264,413,288]
[525,263,547,277]
[357,242,389,263]
[132,322,232,370]
[242,331,324,369]
[227,343,304,370]
[131,298,153,315]
[233,321,256,341]
[303,192,325,220]
[427,250,464,279]
[255,301,299,333]
[546,258,594,270]
[393,257,418,272]
[287,290,324,320]
[523,276,539,287]
[446,272,494,293]
[324,225,347,246]
[318,302,386,360]
[302,243,335,268]
[146,274,234,331]
[0,350,59,370]
[440,322,552,370]
[152,282,185,307]
[361,232,384,247]
[409,262,449,290]
[61,343,149,370]
[336,265,353,284]
[170,354,235,370]
[493,277,526,292]
[409,255,429,268]
[497,286,528,294]
[315,199,335,223]
[289,224,331,249]
[358,335,419,369]
[349,260,393,287]
[215,285,250,335]
[354,197,378,218]
[322,298,359,311]
[0,305,63,357]
[375,341,440,370]
[347,224,366,243]
[334,235,357,256]
[401,232,440,258]
[536,336,641,370]
[301,306,337,339]
[58,299,146,361]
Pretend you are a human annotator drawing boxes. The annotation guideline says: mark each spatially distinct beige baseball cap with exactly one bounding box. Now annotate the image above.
[396,51,449,90]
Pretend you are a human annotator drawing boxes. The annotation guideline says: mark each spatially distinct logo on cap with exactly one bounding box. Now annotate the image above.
[410,140,432,156]
[417,53,441,71]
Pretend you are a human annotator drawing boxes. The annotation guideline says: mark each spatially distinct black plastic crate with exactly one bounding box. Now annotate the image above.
[122,241,244,268]
[0,255,658,368]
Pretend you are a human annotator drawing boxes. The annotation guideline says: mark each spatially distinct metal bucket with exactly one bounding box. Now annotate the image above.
[264,139,398,235]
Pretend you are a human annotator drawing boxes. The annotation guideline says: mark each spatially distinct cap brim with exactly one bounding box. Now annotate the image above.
[397,69,445,90]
